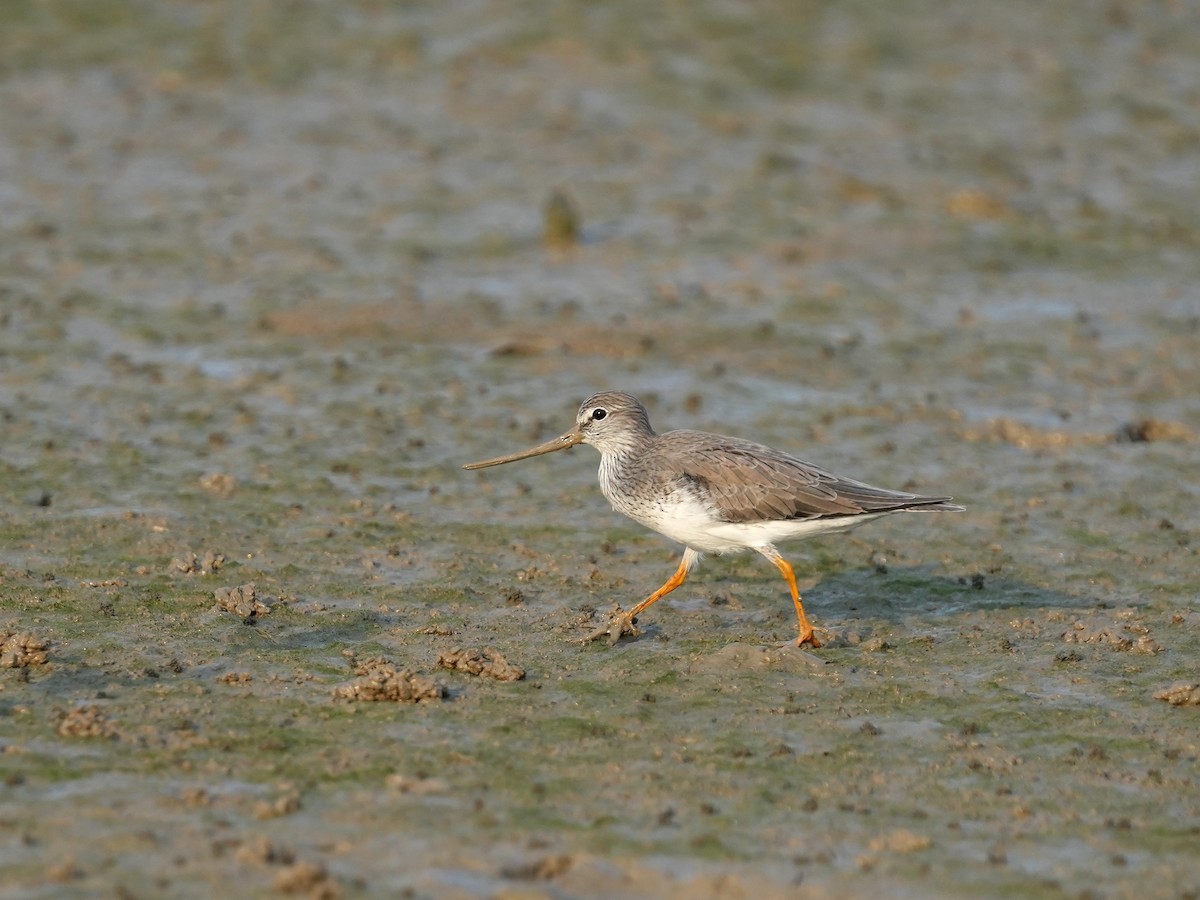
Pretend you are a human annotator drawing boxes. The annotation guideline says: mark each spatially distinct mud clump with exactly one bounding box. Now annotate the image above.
[1062,619,1161,654]
[962,417,1195,449]
[1114,419,1194,443]
[867,828,933,854]
[1,630,50,668]
[437,646,526,682]
[198,472,237,497]
[1154,683,1200,706]
[232,836,294,866]
[230,837,341,898]
[273,860,340,898]
[541,188,580,251]
[255,783,303,820]
[960,417,1105,450]
[501,853,574,880]
[333,657,445,703]
[57,705,117,738]
[215,583,272,619]
[385,773,450,795]
[173,551,226,575]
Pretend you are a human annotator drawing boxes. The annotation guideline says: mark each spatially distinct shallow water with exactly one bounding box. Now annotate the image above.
[2,1,1199,897]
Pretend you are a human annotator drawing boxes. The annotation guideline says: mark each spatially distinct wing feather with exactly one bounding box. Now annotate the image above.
[659,430,958,524]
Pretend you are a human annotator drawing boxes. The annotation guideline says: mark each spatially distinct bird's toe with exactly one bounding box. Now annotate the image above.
[577,605,640,646]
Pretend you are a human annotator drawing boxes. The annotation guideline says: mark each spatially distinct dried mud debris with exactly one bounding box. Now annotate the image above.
[198,471,237,497]
[385,773,450,795]
[867,829,932,853]
[0,630,49,668]
[857,828,934,868]
[172,550,226,575]
[1062,617,1162,654]
[501,853,574,881]
[1114,418,1195,443]
[943,187,1009,220]
[180,787,211,807]
[333,656,444,703]
[231,836,293,866]
[44,856,83,883]
[541,187,580,251]
[1154,683,1200,706]
[960,416,1194,450]
[57,705,116,738]
[415,624,455,636]
[229,836,341,899]
[273,860,340,899]
[215,583,272,619]
[437,646,525,682]
[255,783,303,820]
[959,418,1105,450]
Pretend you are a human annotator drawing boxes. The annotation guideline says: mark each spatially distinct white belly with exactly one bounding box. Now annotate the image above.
[604,484,888,554]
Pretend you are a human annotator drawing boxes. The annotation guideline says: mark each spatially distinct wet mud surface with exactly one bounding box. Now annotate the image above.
[1,2,1199,897]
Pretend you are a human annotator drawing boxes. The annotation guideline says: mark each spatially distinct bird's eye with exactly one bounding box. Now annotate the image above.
[591,408,607,421]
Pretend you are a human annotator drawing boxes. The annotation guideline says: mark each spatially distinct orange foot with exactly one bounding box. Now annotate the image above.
[795,628,823,649]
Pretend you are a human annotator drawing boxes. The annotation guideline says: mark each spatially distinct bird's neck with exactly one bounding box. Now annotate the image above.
[596,431,653,464]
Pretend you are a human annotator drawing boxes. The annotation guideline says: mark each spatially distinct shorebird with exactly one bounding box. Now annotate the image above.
[464,391,962,648]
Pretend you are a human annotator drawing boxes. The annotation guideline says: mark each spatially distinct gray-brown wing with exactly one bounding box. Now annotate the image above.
[660,430,959,524]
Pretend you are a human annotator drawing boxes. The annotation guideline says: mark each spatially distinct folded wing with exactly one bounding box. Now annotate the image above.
[664,431,962,524]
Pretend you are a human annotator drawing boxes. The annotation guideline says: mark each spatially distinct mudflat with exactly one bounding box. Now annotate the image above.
[1,3,1197,897]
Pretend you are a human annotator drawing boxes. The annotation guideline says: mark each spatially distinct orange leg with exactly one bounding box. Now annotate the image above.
[626,548,697,621]
[579,549,702,645]
[758,546,822,648]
